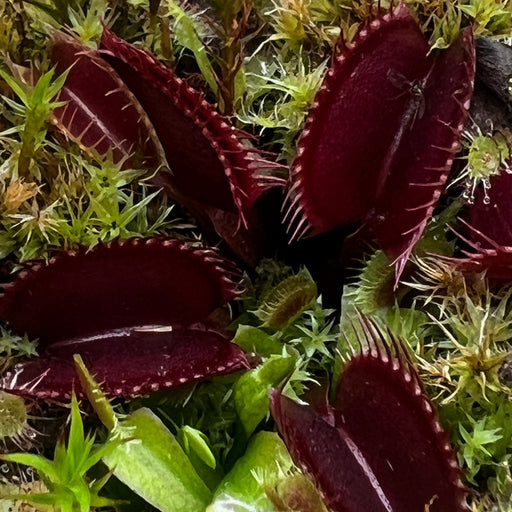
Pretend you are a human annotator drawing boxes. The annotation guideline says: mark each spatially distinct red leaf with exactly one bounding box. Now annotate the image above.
[448,248,512,279]
[283,3,475,282]
[49,30,284,264]
[0,238,243,345]
[370,26,475,279]
[334,318,466,511]
[50,32,166,171]
[439,171,512,279]
[270,316,468,512]
[283,4,430,242]
[467,171,512,248]
[271,389,398,512]
[0,238,247,398]
[443,217,512,279]
[1,327,248,399]
[99,27,280,225]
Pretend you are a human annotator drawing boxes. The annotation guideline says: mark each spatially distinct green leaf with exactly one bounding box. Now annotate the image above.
[208,431,294,511]
[178,426,216,469]
[81,434,125,474]
[103,408,211,512]
[73,354,117,430]
[0,453,58,483]
[0,68,28,104]
[67,479,91,512]
[67,394,86,474]
[234,354,296,437]
[168,0,218,95]
[233,325,282,356]
[460,418,503,469]
[53,435,67,474]
[1,491,63,509]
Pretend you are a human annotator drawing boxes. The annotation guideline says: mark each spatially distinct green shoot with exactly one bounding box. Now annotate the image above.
[0,152,189,262]
[239,55,326,159]
[0,393,122,512]
[460,418,503,483]
[168,0,218,96]
[0,67,67,178]
[429,2,463,49]
[458,0,512,35]
[0,327,37,360]
[73,354,117,431]
[68,0,108,46]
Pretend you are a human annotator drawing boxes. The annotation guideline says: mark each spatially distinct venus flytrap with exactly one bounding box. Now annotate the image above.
[342,245,512,506]
[5,1,512,510]
[240,267,338,372]
[350,250,397,315]
[348,204,462,318]
[253,268,317,329]
[0,391,36,450]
